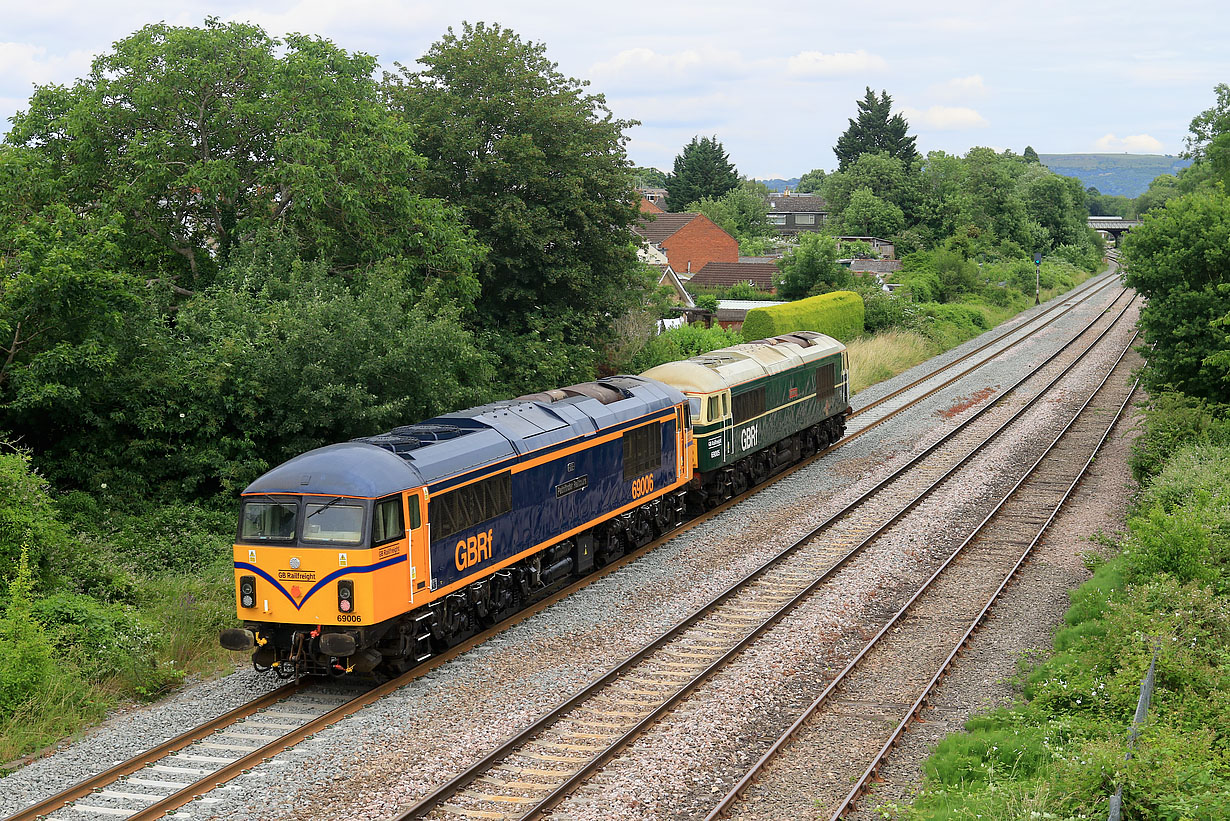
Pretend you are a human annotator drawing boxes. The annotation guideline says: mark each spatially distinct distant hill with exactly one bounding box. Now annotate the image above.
[757,177,802,192]
[1038,154,1192,198]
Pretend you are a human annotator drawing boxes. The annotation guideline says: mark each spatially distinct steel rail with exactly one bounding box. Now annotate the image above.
[391,293,1138,820]
[703,334,1139,821]
[847,266,1121,422]
[2,680,304,821]
[826,374,1141,821]
[838,281,1127,445]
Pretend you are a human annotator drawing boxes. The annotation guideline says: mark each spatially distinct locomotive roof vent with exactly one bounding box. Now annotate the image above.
[519,380,629,406]
[356,433,423,454]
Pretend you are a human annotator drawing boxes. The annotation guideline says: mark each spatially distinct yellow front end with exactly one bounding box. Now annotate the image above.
[233,534,411,629]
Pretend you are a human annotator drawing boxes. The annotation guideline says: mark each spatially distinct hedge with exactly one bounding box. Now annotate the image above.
[741,290,864,341]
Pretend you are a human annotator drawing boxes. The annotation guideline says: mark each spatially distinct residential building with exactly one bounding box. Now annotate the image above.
[632,212,738,277]
[765,193,829,235]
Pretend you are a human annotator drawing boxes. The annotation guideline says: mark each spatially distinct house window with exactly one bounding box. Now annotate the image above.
[732,387,766,424]
[434,472,512,539]
[795,214,815,225]
[769,214,787,226]
[623,422,663,480]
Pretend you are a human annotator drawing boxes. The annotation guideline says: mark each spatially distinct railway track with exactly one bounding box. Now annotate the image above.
[385,292,1139,819]
[4,271,1126,821]
[709,337,1140,821]
[842,264,1123,440]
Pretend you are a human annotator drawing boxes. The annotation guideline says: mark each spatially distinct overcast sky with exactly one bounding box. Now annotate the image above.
[1,1,1226,178]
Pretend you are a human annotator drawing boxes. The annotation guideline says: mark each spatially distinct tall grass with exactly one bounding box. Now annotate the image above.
[846,330,935,394]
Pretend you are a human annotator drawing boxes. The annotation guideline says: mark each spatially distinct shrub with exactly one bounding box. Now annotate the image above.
[1129,392,1230,482]
[0,447,73,586]
[851,278,914,334]
[0,548,56,717]
[630,323,743,372]
[741,290,864,341]
[910,302,990,348]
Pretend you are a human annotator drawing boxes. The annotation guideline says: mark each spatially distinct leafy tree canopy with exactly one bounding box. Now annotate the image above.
[823,151,921,222]
[833,88,919,171]
[1122,188,1230,400]
[5,18,476,295]
[633,167,669,189]
[390,22,645,375]
[665,135,740,211]
[686,182,772,246]
[1023,145,1041,163]
[1186,83,1230,161]
[796,168,826,194]
[776,233,851,300]
[842,188,905,238]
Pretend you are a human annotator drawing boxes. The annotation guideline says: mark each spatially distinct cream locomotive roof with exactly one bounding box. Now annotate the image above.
[640,331,844,394]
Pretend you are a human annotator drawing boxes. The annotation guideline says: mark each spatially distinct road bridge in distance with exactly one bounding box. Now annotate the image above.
[1088,216,1142,241]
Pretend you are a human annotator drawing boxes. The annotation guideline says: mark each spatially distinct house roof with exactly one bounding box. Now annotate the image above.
[846,259,903,274]
[766,194,828,213]
[632,212,701,244]
[689,261,779,289]
[639,197,664,214]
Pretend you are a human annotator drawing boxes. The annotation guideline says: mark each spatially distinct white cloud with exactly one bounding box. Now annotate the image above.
[902,106,989,130]
[930,74,988,101]
[589,46,745,91]
[786,49,886,78]
[1094,133,1164,152]
[0,42,94,86]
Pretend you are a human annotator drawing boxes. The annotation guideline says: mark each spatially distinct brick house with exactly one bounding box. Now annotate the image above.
[765,193,829,235]
[639,196,664,214]
[632,212,738,277]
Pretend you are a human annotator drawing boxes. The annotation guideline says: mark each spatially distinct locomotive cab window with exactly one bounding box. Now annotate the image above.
[372,496,405,546]
[623,421,662,480]
[239,499,298,542]
[303,498,364,545]
[408,495,422,530]
[434,472,511,540]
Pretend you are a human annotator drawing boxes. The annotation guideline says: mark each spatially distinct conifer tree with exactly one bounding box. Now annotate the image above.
[664,136,740,211]
[833,88,918,171]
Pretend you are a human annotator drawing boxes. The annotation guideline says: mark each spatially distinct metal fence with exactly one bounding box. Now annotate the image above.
[1107,648,1158,821]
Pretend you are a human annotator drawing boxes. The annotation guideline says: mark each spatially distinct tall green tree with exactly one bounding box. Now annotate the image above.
[796,168,827,194]
[5,18,475,295]
[841,187,905,238]
[1123,188,1230,400]
[776,233,850,300]
[1023,145,1041,163]
[389,22,646,384]
[687,183,772,247]
[664,136,740,211]
[823,151,921,222]
[833,88,919,171]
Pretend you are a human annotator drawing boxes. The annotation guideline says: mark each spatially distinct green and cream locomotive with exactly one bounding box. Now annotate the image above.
[642,331,849,510]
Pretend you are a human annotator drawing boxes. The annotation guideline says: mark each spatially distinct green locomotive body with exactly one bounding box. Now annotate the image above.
[642,331,850,507]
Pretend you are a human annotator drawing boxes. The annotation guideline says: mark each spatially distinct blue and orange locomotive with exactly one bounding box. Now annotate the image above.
[221,333,849,676]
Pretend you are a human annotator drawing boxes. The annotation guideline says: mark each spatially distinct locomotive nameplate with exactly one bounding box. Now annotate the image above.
[555,475,589,498]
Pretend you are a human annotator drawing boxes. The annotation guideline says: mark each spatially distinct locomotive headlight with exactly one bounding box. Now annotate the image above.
[239,575,256,609]
[337,579,354,613]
